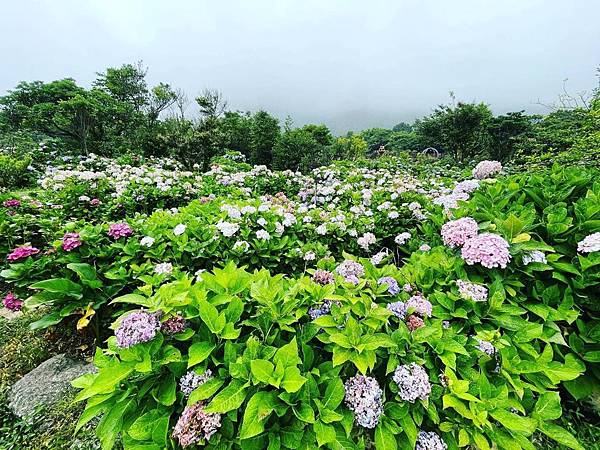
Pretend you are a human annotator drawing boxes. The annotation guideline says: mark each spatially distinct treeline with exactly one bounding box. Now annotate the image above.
[0,62,598,173]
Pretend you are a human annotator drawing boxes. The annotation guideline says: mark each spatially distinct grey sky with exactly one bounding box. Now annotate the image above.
[1,0,599,134]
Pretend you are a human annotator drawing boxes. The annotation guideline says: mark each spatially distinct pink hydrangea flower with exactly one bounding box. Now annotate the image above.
[472,160,502,179]
[7,246,40,262]
[3,292,23,311]
[90,198,101,206]
[62,232,82,251]
[441,217,479,248]
[461,233,511,269]
[3,199,21,208]
[108,222,133,239]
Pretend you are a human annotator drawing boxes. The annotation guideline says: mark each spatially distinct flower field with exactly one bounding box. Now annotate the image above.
[0,152,598,450]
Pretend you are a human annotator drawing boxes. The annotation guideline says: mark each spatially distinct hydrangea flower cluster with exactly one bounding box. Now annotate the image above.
[393,363,431,402]
[335,260,365,284]
[115,311,161,348]
[476,338,497,356]
[61,232,82,251]
[378,276,400,295]
[416,431,448,450]
[179,369,213,397]
[472,160,502,179]
[406,294,432,317]
[108,222,133,239]
[215,220,239,237]
[172,402,221,447]
[357,232,376,250]
[155,262,173,275]
[456,280,488,302]
[7,246,40,261]
[394,232,411,245]
[161,315,187,335]
[173,224,187,236]
[522,250,547,265]
[441,217,479,248]
[406,314,425,331]
[387,301,408,320]
[370,251,388,265]
[140,236,155,247]
[461,233,511,268]
[308,300,339,320]
[453,179,480,194]
[343,374,383,428]
[311,269,335,285]
[2,292,23,311]
[577,232,600,254]
[3,199,21,208]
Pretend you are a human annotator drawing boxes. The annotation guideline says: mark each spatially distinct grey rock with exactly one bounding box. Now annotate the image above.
[8,353,96,419]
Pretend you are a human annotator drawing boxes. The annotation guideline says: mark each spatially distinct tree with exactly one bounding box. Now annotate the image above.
[415,101,492,162]
[273,128,329,172]
[196,89,227,118]
[330,133,367,160]
[484,111,532,161]
[301,124,333,146]
[249,110,279,166]
[220,111,253,158]
[93,62,149,111]
[392,122,413,132]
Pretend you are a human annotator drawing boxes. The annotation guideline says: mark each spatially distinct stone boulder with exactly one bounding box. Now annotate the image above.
[8,353,96,418]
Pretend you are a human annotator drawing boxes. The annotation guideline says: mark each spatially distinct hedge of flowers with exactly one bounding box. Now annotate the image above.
[1,155,599,449]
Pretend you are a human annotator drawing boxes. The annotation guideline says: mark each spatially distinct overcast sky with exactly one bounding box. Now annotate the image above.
[1,0,599,133]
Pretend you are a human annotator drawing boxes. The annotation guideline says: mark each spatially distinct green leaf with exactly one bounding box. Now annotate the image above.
[110,293,152,307]
[375,420,397,450]
[274,337,302,367]
[313,421,336,447]
[239,391,278,439]
[321,378,345,410]
[188,377,224,404]
[187,341,215,368]
[533,392,562,421]
[292,403,315,423]
[281,366,307,393]
[251,359,275,384]
[153,375,176,406]
[197,297,226,334]
[204,379,248,413]
[538,423,584,450]
[30,278,82,298]
[490,409,537,435]
[128,410,164,441]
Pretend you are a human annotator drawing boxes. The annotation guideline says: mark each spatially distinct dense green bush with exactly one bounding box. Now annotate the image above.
[0,154,32,189]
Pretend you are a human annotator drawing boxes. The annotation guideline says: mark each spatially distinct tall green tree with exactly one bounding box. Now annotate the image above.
[250,110,279,166]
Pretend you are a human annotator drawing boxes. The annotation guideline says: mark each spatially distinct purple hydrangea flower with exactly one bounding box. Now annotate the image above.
[406,294,432,317]
[387,301,408,320]
[179,369,213,397]
[416,431,448,450]
[312,269,335,285]
[2,292,23,311]
[62,232,82,251]
[335,260,365,284]
[521,250,547,265]
[441,217,479,248]
[393,363,431,403]
[475,338,497,356]
[456,280,488,302]
[172,402,221,447]
[308,300,340,320]
[378,277,400,295]
[161,315,187,335]
[115,311,160,348]
[7,246,40,261]
[3,199,21,208]
[108,222,133,239]
[461,233,511,269]
[344,374,383,428]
